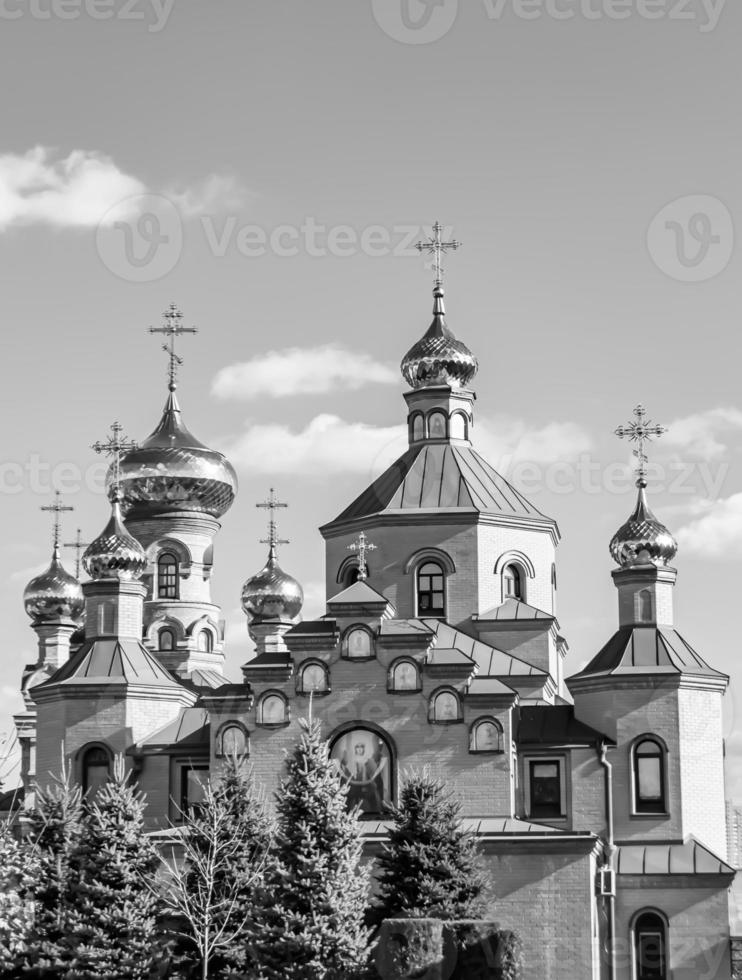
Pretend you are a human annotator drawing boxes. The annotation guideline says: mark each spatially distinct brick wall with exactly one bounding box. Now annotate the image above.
[678,686,727,857]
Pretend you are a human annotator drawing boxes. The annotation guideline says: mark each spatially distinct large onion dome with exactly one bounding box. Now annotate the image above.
[241,546,304,623]
[609,480,678,568]
[83,487,147,581]
[23,546,84,623]
[112,391,237,520]
[401,286,478,389]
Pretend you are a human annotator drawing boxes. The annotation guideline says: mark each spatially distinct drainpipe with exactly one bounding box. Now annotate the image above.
[598,739,617,980]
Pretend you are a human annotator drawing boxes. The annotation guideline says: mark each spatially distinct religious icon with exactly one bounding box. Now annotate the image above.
[261,695,285,724]
[302,664,326,692]
[347,628,371,658]
[220,724,246,757]
[331,729,390,815]
[393,661,417,690]
[435,692,458,721]
[475,721,501,752]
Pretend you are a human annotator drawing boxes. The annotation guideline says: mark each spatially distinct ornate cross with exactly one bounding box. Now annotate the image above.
[257,488,289,558]
[347,531,377,582]
[416,221,462,288]
[41,491,73,552]
[149,303,198,391]
[614,404,667,485]
[92,421,139,491]
[64,528,89,578]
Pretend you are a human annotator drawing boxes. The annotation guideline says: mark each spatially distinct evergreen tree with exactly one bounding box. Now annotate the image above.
[0,820,37,974]
[374,769,489,922]
[65,756,160,980]
[255,717,371,980]
[160,756,273,980]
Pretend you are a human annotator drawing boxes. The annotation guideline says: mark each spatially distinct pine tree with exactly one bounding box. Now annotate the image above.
[160,756,274,980]
[65,756,160,980]
[255,717,372,980]
[374,769,489,922]
[0,820,37,974]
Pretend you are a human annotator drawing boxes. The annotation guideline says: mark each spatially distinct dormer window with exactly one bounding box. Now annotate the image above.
[503,563,523,600]
[157,553,179,600]
[417,562,445,618]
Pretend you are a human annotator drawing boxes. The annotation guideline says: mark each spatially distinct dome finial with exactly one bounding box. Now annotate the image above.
[610,404,677,567]
[149,303,198,392]
[347,530,377,582]
[40,490,74,559]
[25,491,84,622]
[415,221,462,291]
[257,488,289,562]
[63,528,90,580]
[92,421,138,491]
[241,489,303,622]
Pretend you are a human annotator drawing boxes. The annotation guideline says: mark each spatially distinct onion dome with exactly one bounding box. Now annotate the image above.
[241,545,304,623]
[83,487,147,581]
[112,391,237,520]
[23,546,84,623]
[401,286,478,389]
[609,480,678,568]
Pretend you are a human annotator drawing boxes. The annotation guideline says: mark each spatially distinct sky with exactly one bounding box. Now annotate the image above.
[0,0,741,797]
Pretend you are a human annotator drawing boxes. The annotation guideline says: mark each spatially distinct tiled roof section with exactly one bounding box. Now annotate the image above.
[140,707,210,749]
[517,706,613,746]
[570,627,727,681]
[331,445,554,524]
[477,598,555,622]
[616,838,734,876]
[424,619,545,678]
[41,638,181,688]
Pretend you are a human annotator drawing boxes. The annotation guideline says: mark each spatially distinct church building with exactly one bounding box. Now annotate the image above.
[16,236,737,979]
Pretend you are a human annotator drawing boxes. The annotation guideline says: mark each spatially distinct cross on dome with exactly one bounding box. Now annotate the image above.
[257,488,289,559]
[64,528,89,579]
[347,531,377,582]
[41,491,74,552]
[614,404,668,487]
[92,421,139,493]
[149,303,198,392]
[416,221,462,288]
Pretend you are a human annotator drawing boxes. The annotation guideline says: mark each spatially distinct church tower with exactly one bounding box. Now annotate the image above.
[568,406,729,858]
[112,306,238,680]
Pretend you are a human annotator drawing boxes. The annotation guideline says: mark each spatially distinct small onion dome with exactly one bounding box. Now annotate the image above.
[609,481,678,568]
[241,547,304,623]
[83,487,147,582]
[113,391,238,520]
[400,286,478,390]
[23,547,84,623]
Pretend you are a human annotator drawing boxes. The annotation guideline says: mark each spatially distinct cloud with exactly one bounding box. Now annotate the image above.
[476,418,593,470]
[0,146,246,231]
[302,580,327,618]
[663,407,742,459]
[676,492,742,559]
[212,345,397,401]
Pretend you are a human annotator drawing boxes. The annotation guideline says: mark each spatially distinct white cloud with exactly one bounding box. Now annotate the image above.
[476,418,593,470]
[676,492,742,559]
[302,579,327,618]
[663,407,742,459]
[0,146,246,231]
[212,345,397,401]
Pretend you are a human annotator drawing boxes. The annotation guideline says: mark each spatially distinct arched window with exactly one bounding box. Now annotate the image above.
[298,662,330,695]
[633,911,667,980]
[157,553,179,600]
[81,745,110,797]
[345,627,373,660]
[258,692,288,726]
[159,628,175,651]
[417,562,445,618]
[330,728,392,817]
[450,412,467,440]
[389,659,420,693]
[502,564,523,600]
[470,718,503,753]
[430,690,461,723]
[196,630,214,653]
[633,738,667,814]
[216,723,248,758]
[428,411,447,439]
[638,589,654,623]
[411,414,425,442]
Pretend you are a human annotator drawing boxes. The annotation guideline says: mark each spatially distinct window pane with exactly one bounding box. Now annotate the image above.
[393,662,417,691]
[475,722,500,751]
[429,413,446,438]
[435,692,458,721]
[262,695,285,724]
[159,629,174,651]
[182,767,209,814]
[530,761,562,817]
[303,665,327,692]
[637,757,662,801]
[347,629,371,658]
[221,726,246,756]
[331,729,391,817]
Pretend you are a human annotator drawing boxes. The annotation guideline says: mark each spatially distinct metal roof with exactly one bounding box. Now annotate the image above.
[616,838,734,876]
[517,705,613,746]
[570,626,727,681]
[139,707,210,750]
[424,619,546,678]
[477,597,555,623]
[40,637,181,688]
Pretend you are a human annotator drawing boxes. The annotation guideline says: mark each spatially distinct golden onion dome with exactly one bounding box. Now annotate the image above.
[609,481,678,568]
[23,547,84,623]
[83,488,147,581]
[241,546,304,623]
[112,391,237,520]
[401,286,478,390]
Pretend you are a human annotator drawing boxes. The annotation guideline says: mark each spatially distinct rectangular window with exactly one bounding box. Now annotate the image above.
[637,931,665,979]
[637,757,662,802]
[528,760,563,819]
[179,764,209,816]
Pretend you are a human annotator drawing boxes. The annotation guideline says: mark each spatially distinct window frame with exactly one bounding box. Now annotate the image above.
[178,763,210,818]
[416,560,446,619]
[631,737,668,816]
[502,563,524,601]
[157,552,179,600]
[523,755,567,821]
[159,627,175,651]
[80,743,112,797]
[429,687,463,725]
[215,722,249,759]
[631,910,668,980]
[387,658,422,694]
[469,717,504,754]
[427,410,448,440]
[342,625,375,661]
[257,691,290,727]
[196,629,214,654]
[297,660,331,697]
[329,725,395,820]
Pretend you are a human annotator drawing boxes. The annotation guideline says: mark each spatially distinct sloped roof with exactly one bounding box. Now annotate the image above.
[426,647,476,669]
[328,444,555,526]
[570,627,727,681]
[140,707,210,750]
[466,676,516,697]
[477,598,555,623]
[327,581,394,609]
[183,669,228,690]
[517,705,613,746]
[424,619,546,678]
[40,637,181,689]
[362,817,588,838]
[378,619,434,639]
[616,837,734,876]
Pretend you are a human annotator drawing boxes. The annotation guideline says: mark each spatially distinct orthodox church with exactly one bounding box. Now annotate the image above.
[16,233,737,979]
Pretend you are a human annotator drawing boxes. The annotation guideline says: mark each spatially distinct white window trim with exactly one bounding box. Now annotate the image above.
[523,755,568,821]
